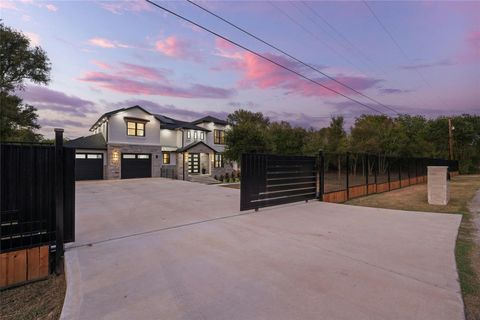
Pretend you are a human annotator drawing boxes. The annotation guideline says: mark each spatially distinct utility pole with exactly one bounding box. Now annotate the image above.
[448,118,454,160]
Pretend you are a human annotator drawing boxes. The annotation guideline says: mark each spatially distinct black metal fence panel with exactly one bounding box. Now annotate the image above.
[241,154,317,211]
[240,152,459,210]
[0,143,75,253]
[323,153,347,193]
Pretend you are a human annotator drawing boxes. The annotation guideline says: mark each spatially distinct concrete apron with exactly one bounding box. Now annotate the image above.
[62,180,464,320]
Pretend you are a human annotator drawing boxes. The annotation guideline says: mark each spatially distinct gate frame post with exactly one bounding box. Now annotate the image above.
[54,128,64,275]
[365,154,369,195]
[317,150,324,201]
[345,152,350,200]
[387,156,391,191]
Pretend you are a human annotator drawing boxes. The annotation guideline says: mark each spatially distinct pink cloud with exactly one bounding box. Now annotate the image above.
[0,1,17,10]
[119,63,169,81]
[88,37,131,49]
[100,1,152,14]
[45,4,57,12]
[78,63,234,99]
[213,39,381,97]
[457,30,480,63]
[91,60,112,70]
[155,36,202,62]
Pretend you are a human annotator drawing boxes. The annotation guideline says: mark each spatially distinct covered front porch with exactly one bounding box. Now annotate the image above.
[176,141,218,181]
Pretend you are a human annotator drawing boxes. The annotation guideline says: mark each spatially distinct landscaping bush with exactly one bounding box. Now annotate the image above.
[214,175,218,180]
[219,174,224,181]
[225,172,229,180]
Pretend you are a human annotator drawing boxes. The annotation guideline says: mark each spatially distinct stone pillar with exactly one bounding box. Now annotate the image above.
[428,166,449,205]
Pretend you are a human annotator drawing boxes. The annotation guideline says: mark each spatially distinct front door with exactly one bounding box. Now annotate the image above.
[188,153,200,174]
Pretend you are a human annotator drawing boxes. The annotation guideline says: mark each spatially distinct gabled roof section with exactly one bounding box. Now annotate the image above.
[65,133,106,150]
[154,114,210,132]
[176,141,217,153]
[89,105,152,131]
[191,116,228,126]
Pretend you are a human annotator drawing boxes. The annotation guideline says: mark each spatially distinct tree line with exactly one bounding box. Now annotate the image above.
[223,110,480,174]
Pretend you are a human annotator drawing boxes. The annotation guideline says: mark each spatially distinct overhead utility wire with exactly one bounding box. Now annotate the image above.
[145,0,386,115]
[362,0,448,109]
[301,1,434,111]
[185,0,398,115]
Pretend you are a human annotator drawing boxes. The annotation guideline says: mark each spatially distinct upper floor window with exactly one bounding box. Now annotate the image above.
[200,132,205,140]
[127,121,145,137]
[194,131,198,140]
[187,131,191,139]
[214,129,225,144]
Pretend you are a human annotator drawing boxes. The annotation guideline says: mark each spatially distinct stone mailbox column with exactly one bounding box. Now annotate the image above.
[427,166,450,205]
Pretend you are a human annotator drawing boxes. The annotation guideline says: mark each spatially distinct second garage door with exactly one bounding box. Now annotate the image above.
[121,153,152,179]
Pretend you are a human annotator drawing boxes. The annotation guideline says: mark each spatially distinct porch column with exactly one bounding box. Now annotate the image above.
[209,153,212,175]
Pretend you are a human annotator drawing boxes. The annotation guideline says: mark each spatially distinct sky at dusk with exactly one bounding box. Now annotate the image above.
[1,0,479,138]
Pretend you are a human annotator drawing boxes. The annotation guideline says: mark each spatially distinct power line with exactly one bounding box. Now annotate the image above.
[300,1,435,111]
[145,0,386,115]
[362,1,448,110]
[185,0,399,115]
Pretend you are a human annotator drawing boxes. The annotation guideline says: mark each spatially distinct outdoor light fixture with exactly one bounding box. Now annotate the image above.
[112,150,119,162]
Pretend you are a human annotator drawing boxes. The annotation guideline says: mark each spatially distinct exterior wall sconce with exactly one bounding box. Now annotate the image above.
[112,150,119,163]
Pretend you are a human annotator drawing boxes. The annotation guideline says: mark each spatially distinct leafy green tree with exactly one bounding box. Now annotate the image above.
[302,127,328,156]
[268,121,306,155]
[224,109,271,163]
[0,22,51,142]
[0,92,42,141]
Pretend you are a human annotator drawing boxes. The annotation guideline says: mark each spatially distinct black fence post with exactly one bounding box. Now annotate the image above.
[398,156,402,186]
[54,128,64,275]
[387,157,391,191]
[374,154,378,190]
[346,152,350,200]
[318,150,324,201]
[365,154,369,194]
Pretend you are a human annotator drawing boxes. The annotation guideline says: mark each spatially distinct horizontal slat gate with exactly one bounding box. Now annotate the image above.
[241,154,317,211]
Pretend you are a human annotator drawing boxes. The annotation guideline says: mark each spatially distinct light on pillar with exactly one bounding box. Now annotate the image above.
[112,150,119,163]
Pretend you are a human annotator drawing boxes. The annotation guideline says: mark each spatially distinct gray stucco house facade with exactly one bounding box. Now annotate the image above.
[66,105,236,181]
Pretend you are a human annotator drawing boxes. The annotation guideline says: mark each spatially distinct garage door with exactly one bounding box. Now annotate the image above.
[75,153,103,180]
[121,153,152,179]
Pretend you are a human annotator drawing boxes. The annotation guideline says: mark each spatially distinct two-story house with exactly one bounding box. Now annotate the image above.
[65,105,234,181]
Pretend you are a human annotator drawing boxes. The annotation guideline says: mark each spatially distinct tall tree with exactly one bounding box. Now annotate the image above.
[224,109,271,164]
[268,121,306,155]
[0,22,51,142]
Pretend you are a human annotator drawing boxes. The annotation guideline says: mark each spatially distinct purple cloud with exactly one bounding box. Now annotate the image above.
[400,59,454,70]
[40,119,85,128]
[107,99,229,121]
[20,86,96,117]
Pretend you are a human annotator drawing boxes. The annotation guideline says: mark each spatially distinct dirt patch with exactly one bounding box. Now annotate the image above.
[347,175,480,320]
[220,183,240,189]
[0,273,66,320]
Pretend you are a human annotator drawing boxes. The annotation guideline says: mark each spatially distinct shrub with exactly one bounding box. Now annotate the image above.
[225,172,229,180]
[214,175,218,180]
[219,174,224,181]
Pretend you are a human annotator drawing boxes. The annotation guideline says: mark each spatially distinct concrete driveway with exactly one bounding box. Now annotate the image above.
[62,178,464,320]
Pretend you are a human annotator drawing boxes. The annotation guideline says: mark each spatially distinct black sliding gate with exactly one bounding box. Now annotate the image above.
[240,154,317,211]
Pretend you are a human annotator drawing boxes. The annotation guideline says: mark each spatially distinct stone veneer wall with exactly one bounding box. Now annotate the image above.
[211,161,235,178]
[107,144,163,179]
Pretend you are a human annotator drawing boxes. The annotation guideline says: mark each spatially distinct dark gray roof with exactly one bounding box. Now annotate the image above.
[90,105,151,131]
[177,141,217,153]
[154,114,210,132]
[65,133,106,150]
[191,116,228,126]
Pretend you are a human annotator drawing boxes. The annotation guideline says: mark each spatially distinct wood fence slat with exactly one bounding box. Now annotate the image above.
[0,253,7,287]
[27,247,40,280]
